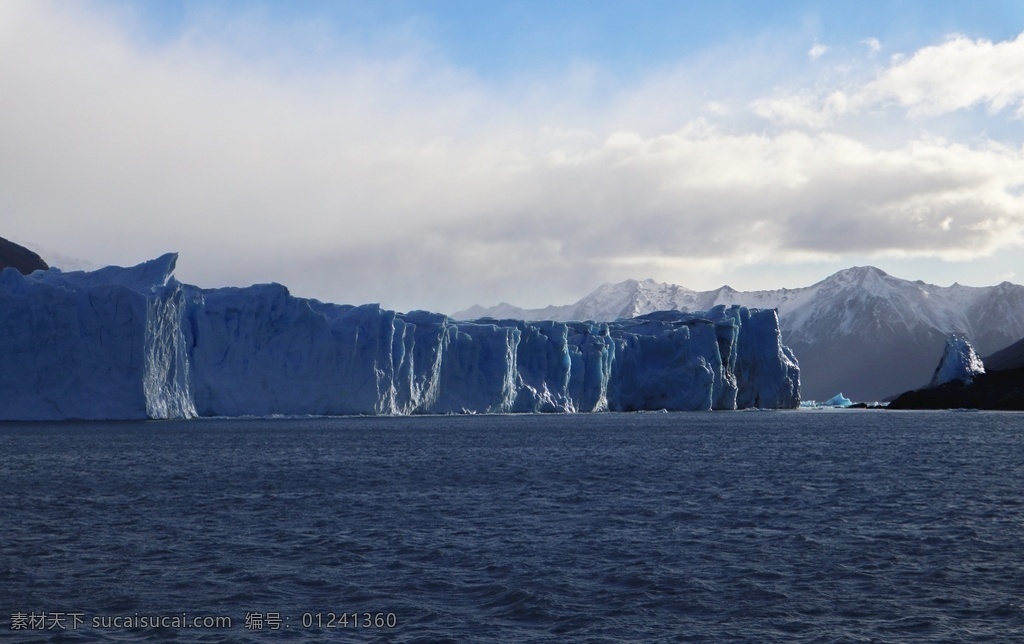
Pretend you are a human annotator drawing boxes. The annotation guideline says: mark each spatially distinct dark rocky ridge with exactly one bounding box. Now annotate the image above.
[888,369,1024,410]
[888,338,1024,410]
[0,237,48,274]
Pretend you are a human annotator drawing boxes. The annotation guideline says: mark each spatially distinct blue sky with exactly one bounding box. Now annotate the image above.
[2,1,1023,311]
[121,1,1022,69]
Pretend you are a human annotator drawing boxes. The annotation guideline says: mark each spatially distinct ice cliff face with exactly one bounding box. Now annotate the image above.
[930,335,985,388]
[0,256,800,420]
[0,255,193,420]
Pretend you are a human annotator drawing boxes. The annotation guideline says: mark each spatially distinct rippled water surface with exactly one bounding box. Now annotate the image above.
[2,411,1024,642]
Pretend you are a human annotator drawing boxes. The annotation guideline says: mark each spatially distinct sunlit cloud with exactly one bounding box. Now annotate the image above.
[862,33,1024,117]
[757,32,1024,128]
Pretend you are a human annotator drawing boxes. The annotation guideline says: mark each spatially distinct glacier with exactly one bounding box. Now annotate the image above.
[929,335,985,388]
[0,255,800,420]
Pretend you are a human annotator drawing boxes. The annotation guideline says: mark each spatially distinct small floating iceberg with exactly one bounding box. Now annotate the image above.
[800,392,854,409]
[823,392,853,407]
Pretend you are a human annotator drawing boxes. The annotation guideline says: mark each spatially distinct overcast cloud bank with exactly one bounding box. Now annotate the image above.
[1,2,1022,312]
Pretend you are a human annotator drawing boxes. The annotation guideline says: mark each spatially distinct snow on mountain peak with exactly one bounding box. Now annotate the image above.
[822,266,897,295]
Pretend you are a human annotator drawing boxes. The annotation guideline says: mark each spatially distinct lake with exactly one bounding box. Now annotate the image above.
[2,410,1023,641]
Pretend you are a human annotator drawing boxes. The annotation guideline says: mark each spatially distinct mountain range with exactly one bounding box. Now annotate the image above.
[454,268,1024,402]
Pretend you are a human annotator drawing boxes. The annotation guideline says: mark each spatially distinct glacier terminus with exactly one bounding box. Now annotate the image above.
[0,255,800,420]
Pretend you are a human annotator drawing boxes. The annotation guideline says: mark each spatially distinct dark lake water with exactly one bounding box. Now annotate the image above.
[2,410,1024,642]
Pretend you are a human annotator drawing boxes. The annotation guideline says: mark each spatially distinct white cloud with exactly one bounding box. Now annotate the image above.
[755,31,1024,130]
[519,127,1024,262]
[861,37,882,54]
[862,33,1024,117]
[751,91,849,129]
[1,2,1022,311]
[807,42,829,60]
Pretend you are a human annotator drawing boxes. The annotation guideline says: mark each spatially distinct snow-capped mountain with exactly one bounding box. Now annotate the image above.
[454,278,813,325]
[454,268,1024,402]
